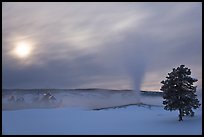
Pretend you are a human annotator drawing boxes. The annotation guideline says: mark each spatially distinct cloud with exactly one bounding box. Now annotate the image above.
[2,2,202,90]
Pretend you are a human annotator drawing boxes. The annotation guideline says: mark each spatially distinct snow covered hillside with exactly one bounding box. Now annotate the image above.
[2,89,202,135]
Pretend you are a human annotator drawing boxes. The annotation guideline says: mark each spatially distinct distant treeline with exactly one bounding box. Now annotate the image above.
[140,90,162,96]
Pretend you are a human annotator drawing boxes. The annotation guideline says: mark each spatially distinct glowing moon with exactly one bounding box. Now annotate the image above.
[14,42,32,58]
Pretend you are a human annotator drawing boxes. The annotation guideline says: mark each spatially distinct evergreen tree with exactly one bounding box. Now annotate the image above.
[160,65,200,121]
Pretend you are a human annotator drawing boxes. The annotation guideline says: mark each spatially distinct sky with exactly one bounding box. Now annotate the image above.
[2,2,202,91]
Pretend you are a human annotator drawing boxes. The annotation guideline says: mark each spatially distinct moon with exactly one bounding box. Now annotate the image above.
[14,41,32,58]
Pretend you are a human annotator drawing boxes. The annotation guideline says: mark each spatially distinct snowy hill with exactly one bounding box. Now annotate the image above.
[2,88,202,135]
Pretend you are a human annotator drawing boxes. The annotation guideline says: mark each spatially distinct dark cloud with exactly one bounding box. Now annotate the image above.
[2,2,202,90]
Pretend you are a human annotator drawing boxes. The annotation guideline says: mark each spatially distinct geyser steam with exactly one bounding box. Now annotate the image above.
[124,52,146,103]
[119,35,147,103]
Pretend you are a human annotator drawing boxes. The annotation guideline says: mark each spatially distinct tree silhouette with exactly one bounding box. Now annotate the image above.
[161,65,200,121]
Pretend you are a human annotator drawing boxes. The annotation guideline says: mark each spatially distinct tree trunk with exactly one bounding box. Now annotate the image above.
[190,110,194,117]
[179,108,183,121]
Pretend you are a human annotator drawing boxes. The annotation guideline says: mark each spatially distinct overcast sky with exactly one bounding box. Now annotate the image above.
[2,2,202,91]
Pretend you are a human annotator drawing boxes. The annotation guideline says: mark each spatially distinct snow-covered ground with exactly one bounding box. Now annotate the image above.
[2,89,202,135]
[2,105,202,135]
